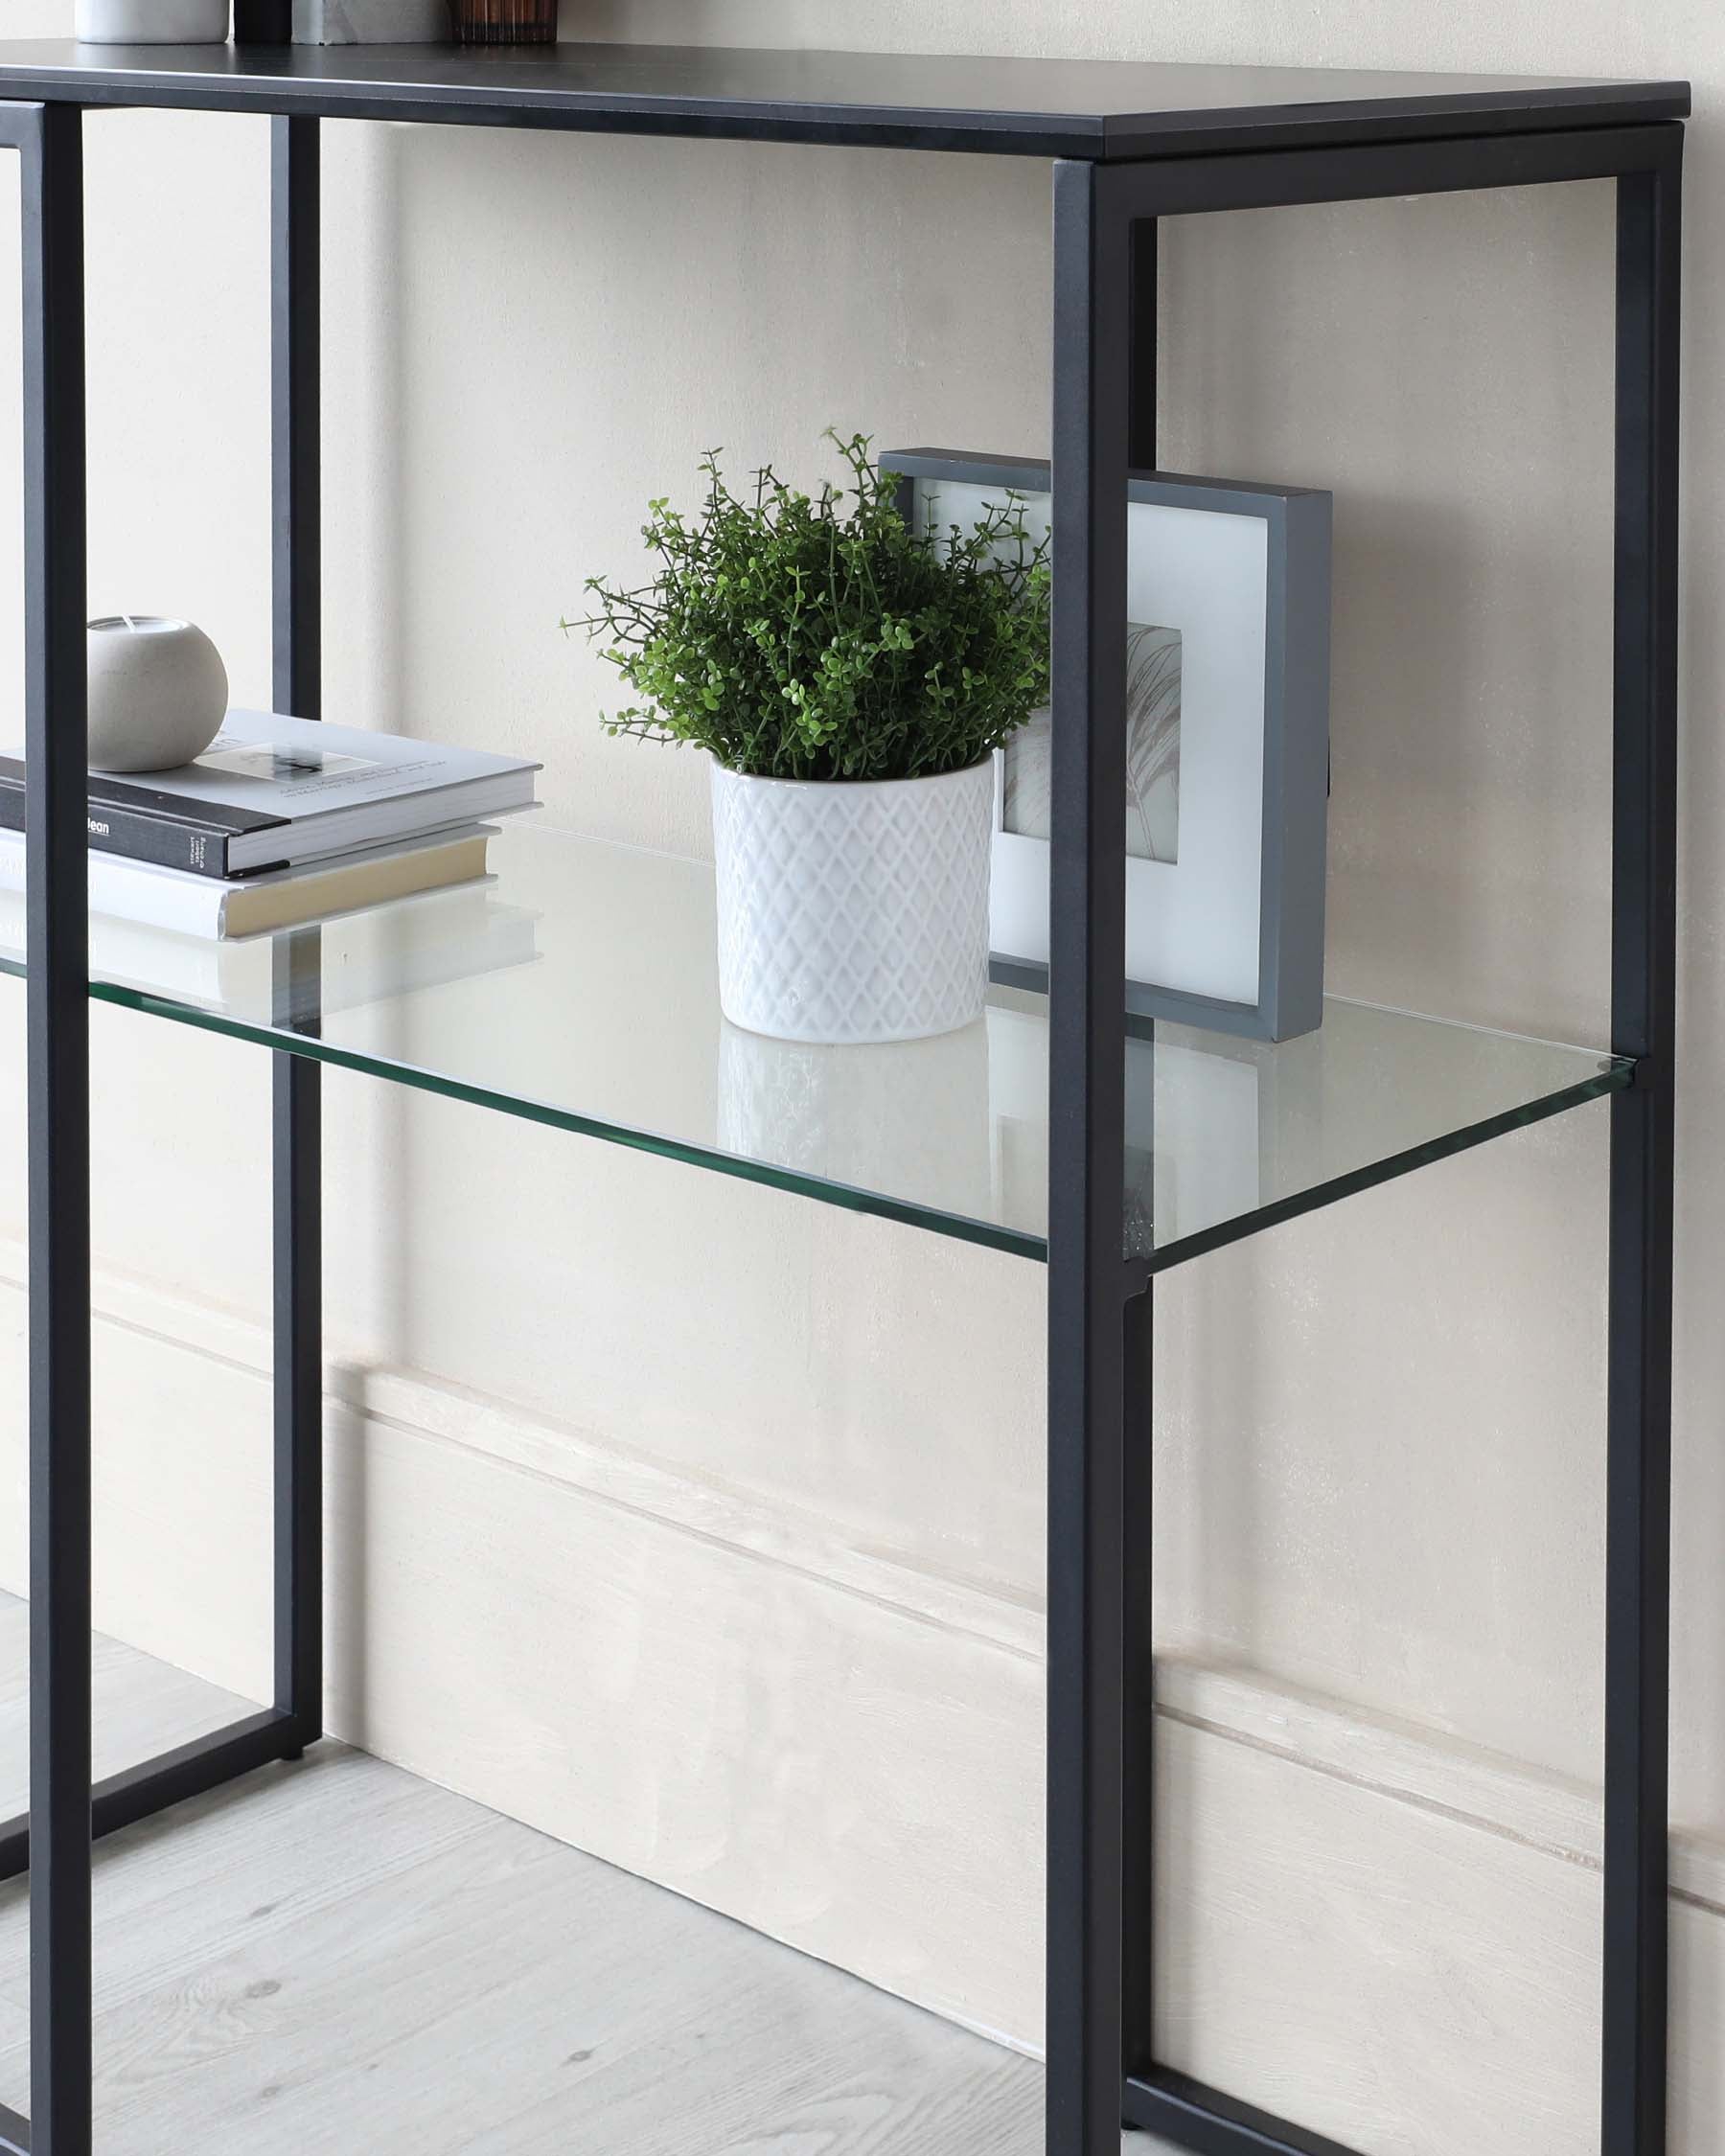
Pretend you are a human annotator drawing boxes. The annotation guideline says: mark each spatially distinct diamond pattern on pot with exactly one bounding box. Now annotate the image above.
[711,759,995,1044]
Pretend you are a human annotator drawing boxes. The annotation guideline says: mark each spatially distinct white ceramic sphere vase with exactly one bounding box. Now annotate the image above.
[77,0,231,39]
[710,758,995,1044]
[87,617,229,773]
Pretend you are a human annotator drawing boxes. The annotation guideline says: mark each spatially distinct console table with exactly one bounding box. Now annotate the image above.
[0,40,1687,2156]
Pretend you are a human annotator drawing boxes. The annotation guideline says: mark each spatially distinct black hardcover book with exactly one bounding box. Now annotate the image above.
[0,759,289,880]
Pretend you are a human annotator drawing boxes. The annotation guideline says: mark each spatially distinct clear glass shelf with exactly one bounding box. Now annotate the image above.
[0,822,1629,1268]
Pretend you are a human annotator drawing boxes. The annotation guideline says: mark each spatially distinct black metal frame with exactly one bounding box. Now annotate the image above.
[1046,122,1682,2156]
[0,78,1679,2156]
[4,100,326,2156]
[268,113,324,1761]
[16,93,89,2156]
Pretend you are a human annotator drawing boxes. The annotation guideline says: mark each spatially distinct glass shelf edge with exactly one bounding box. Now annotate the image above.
[81,974,1056,1267]
[0,959,1632,1272]
[1126,1054,1633,1289]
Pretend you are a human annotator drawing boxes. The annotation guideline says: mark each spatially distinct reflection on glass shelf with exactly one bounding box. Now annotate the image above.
[0,823,1629,1267]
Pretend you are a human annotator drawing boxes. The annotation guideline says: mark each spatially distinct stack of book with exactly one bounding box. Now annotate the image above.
[0,711,541,938]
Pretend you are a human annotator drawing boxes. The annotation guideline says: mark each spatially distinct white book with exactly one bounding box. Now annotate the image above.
[0,824,498,938]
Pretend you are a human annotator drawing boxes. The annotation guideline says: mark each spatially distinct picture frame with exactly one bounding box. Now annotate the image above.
[881,450,1333,1043]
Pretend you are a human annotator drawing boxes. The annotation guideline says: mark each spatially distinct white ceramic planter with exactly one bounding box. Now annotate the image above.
[77,0,230,41]
[710,759,994,1044]
[87,617,229,773]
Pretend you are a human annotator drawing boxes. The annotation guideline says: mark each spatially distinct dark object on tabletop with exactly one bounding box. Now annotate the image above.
[234,0,291,35]
[453,0,557,40]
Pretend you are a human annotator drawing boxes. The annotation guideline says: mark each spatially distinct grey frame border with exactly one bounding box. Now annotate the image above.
[883,447,1332,1042]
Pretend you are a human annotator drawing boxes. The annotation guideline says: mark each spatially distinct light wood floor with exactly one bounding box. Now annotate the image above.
[0,1598,1157,2153]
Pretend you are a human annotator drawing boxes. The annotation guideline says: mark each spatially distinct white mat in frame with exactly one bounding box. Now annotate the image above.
[883,451,1332,1043]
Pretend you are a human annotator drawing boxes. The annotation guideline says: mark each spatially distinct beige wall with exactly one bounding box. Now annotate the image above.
[0,0,1720,2146]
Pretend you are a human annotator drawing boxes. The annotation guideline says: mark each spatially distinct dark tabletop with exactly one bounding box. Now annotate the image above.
[0,41,1691,159]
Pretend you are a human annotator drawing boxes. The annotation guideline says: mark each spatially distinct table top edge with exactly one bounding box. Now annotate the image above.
[0,45,1690,160]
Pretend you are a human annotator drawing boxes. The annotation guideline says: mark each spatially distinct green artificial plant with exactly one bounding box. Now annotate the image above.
[573,431,1051,784]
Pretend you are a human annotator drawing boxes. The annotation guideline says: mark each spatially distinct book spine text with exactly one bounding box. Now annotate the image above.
[0,785,234,879]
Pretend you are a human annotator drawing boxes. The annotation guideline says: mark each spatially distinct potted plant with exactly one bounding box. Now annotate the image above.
[577,433,1051,1044]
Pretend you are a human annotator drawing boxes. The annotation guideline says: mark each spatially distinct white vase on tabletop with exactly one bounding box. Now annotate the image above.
[76,0,232,39]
